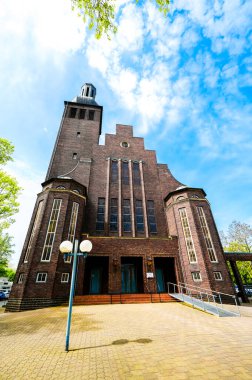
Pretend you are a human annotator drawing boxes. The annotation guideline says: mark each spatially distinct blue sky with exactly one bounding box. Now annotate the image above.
[0,0,252,268]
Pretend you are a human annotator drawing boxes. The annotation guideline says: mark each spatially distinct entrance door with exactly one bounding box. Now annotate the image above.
[121,264,137,293]
[156,268,165,292]
[90,267,102,294]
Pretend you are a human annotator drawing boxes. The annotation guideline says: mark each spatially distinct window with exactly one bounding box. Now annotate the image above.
[61,273,70,283]
[24,201,43,262]
[85,87,90,96]
[88,110,95,120]
[135,200,144,232]
[78,109,86,119]
[111,160,118,182]
[214,272,223,281]
[56,186,66,190]
[110,198,118,232]
[121,141,129,148]
[96,198,105,231]
[69,107,77,118]
[73,153,77,160]
[147,200,157,233]
[65,202,79,263]
[77,132,80,138]
[192,272,202,282]
[123,199,131,232]
[122,161,129,185]
[36,273,47,283]
[179,208,197,263]
[41,199,62,262]
[18,273,25,284]
[133,162,141,185]
[197,207,218,262]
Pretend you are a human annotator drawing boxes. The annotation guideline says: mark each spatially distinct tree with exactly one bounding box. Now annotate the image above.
[0,138,21,275]
[71,0,170,39]
[220,221,252,284]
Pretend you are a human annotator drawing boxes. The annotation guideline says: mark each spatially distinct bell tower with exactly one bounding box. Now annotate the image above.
[46,83,103,190]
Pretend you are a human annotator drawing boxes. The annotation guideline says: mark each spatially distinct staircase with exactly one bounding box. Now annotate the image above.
[74,293,178,305]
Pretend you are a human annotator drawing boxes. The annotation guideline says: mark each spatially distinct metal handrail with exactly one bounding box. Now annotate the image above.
[178,281,236,299]
[167,282,240,317]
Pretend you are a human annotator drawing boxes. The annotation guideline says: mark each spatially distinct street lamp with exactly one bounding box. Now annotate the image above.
[59,238,92,351]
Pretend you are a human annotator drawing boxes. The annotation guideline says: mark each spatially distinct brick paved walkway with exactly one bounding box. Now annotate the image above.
[0,303,252,379]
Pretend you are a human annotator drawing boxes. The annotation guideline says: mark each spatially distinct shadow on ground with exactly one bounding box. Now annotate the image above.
[0,307,101,336]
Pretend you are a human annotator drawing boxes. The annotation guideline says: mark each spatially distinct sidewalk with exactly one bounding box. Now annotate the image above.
[0,302,252,379]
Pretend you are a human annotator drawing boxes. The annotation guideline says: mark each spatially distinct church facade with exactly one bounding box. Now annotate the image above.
[7,84,234,311]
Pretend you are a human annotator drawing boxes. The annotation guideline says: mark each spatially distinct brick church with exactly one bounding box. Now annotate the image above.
[7,83,235,311]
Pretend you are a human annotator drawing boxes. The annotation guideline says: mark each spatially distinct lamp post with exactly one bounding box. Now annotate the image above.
[59,238,92,352]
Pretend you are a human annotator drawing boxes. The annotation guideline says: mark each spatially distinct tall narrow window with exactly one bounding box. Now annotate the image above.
[88,110,95,120]
[64,202,79,263]
[69,107,77,118]
[24,201,43,262]
[147,200,157,233]
[133,162,141,185]
[73,153,77,160]
[18,273,25,284]
[197,207,218,262]
[179,208,197,263]
[96,198,105,231]
[135,200,144,232]
[110,198,118,232]
[123,199,131,232]
[122,161,129,185]
[41,199,62,262]
[79,109,86,119]
[111,160,118,182]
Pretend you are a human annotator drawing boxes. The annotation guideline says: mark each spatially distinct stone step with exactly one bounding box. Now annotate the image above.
[73,294,178,305]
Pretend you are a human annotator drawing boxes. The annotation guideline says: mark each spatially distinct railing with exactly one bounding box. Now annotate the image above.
[167,282,240,317]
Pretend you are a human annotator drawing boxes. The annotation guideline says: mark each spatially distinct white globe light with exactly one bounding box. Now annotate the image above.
[59,240,73,253]
[80,240,92,253]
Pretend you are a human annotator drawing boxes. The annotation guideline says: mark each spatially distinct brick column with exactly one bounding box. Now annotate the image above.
[105,157,110,235]
[139,160,149,238]
[118,159,122,237]
[129,160,135,237]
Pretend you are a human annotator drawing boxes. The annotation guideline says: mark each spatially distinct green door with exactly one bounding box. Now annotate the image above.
[121,264,137,293]
[156,268,165,292]
[90,267,102,294]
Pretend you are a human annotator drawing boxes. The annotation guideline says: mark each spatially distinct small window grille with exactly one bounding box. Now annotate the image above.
[122,161,129,185]
[69,107,77,118]
[41,199,62,262]
[61,273,70,283]
[36,273,47,283]
[18,273,25,284]
[197,207,218,262]
[24,201,43,262]
[133,162,141,185]
[111,160,118,182]
[123,199,131,232]
[88,110,95,120]
[192,272,202,282]
[135,200,144,232]
[213,272,223,281]
[179,208,197,263]
[79,109,86,119]
[147,200,157,233]
[110,198,118,232]
[64,202,79,263]
[96,198,105,231]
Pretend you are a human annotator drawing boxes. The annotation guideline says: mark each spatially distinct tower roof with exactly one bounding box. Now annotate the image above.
[71,83,99,106]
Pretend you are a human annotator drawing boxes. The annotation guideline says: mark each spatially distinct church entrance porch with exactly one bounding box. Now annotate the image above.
[83,256,109,294]
[154,257,177,293]
[121,257,144,294]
